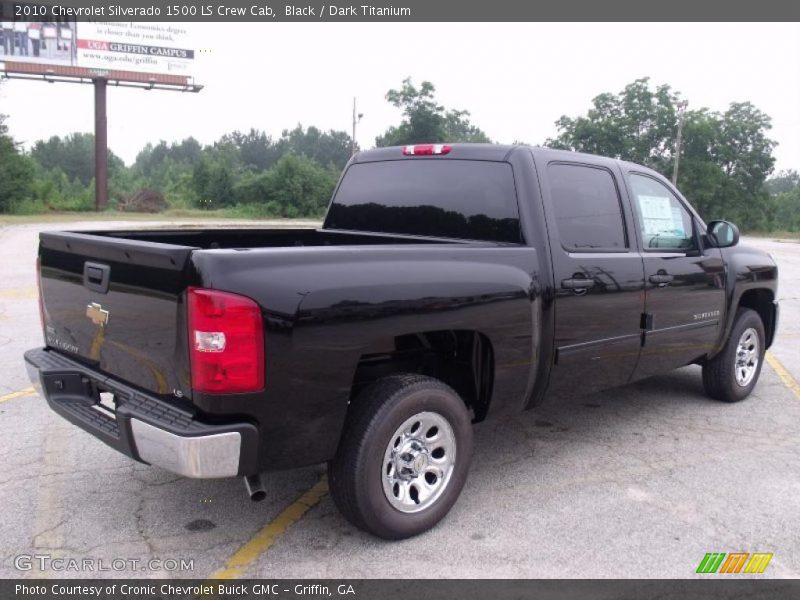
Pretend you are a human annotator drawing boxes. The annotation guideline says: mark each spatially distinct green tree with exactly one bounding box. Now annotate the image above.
[0,133,35,212]
[133,141,169,178]
[547,78,777,230]
[770,187,800,231]
[548,79,679,171]
[128,138,202,208]
[0,108,35,213]
[169,137,203,165]
[31,133,125,186]
[233,153,337,217]
[207,164,235,207]
[220,129,280,171]
[191,158,212,207]
[376,78,491,147]
[133,138,202,177]
[766,170,799,195]
[278,125,353,170]
[26,165,95,212]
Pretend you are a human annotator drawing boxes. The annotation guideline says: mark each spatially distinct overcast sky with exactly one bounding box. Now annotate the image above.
[2,22,799,171]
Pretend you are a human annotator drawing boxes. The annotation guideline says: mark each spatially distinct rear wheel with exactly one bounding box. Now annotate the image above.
[328,374,473,539]
[703,308,765,403]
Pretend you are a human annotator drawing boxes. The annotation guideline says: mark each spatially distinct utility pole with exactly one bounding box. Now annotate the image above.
[672,100,688,186]
[351,97,363,156]
[94,78,108,211]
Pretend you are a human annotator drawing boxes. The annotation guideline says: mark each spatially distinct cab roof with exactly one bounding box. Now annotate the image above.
[352,144,650,174]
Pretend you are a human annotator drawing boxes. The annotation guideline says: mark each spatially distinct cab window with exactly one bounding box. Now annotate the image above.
[629,174,696,251]
[548,163,627,251]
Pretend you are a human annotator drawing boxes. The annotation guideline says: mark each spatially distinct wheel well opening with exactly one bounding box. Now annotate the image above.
[739,289,776,348]
[350,330,494,422]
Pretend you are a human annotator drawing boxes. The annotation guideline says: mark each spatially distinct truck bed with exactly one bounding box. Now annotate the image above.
[36,227,466,402]
[85,227,452,250]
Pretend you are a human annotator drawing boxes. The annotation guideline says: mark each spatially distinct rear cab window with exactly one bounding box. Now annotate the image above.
[324,159,522,243]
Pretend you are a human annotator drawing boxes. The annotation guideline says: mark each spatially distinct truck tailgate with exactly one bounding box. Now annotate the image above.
[38,231,198,398]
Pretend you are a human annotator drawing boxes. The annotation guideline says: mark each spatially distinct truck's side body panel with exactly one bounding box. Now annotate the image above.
[716,244,779,350]
[191,244,540,469]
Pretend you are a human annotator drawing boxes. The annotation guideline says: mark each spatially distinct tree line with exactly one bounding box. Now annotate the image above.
[545,77,794,231]
[1,77,798,231]
[0,121,353,218]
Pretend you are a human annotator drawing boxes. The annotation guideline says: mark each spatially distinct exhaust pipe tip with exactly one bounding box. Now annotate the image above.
[244,474,266,502]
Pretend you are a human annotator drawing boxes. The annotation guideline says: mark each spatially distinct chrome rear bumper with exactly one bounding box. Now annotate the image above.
[129,419,241,478]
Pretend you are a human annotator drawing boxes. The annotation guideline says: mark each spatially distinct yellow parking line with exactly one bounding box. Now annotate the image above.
[766,351,800,400]
[209,477,329,579]
[33,411,69,576]
[0,386,36,403]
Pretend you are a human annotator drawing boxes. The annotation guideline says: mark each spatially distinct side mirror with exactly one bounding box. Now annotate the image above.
[707,220,739,248]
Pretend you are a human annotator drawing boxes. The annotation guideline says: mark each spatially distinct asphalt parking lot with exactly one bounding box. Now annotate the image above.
[1,220,798,579]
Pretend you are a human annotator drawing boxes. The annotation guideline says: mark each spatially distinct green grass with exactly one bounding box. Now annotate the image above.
[0,209,322,226]
[745,230,800,240]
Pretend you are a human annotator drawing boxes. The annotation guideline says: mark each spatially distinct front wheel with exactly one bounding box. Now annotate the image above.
[328,374,473,539]
[703,308,765,403]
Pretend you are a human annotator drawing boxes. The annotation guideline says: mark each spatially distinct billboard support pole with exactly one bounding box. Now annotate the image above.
[94,78,108,211]
[3,52,201,214]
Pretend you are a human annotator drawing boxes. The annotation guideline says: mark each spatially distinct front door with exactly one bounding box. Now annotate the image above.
[624,172,726,379]
[539,160,646,399]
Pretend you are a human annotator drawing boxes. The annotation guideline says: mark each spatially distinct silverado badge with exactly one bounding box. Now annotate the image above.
[86,302,109,327]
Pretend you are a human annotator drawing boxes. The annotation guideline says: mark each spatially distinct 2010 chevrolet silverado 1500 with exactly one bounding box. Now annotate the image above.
[25,144,779,539]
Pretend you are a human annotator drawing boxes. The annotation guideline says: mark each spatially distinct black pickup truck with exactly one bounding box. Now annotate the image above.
[25,144,778,539]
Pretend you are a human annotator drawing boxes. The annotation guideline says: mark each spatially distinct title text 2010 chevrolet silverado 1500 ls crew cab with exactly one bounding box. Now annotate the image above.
[25,144,778,539]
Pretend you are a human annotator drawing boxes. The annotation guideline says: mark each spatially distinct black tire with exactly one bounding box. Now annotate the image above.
[328,374,473,540]
[702,308,765,403]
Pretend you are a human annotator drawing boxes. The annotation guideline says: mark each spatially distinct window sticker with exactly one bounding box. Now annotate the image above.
[670,205,686,238]
[638,195,675,235]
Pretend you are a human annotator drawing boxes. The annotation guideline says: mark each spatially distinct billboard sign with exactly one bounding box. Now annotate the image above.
[0,21,196,81]
[77,23,194,77]
[0,20,78,65]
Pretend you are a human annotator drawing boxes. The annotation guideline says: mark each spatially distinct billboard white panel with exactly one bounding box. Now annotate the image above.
[76,23,195,77]
[0,21,195,79]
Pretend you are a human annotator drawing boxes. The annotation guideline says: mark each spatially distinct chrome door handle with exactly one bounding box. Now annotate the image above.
[649,274,674,286]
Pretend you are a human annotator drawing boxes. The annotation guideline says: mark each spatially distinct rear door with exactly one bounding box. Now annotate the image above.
[536,159,646,398]
[39,231,196,398]
[623,171,726,378]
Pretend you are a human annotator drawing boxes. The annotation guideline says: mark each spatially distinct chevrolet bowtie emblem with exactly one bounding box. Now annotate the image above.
[86,302,109,327]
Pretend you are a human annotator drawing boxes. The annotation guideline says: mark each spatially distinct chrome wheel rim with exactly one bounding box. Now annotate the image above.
[382,411,456,513]
[735,327,759,387]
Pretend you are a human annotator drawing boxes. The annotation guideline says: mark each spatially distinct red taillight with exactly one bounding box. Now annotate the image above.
[187,287,265,394]
[36,256,46,333]
[402,144,452,156]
